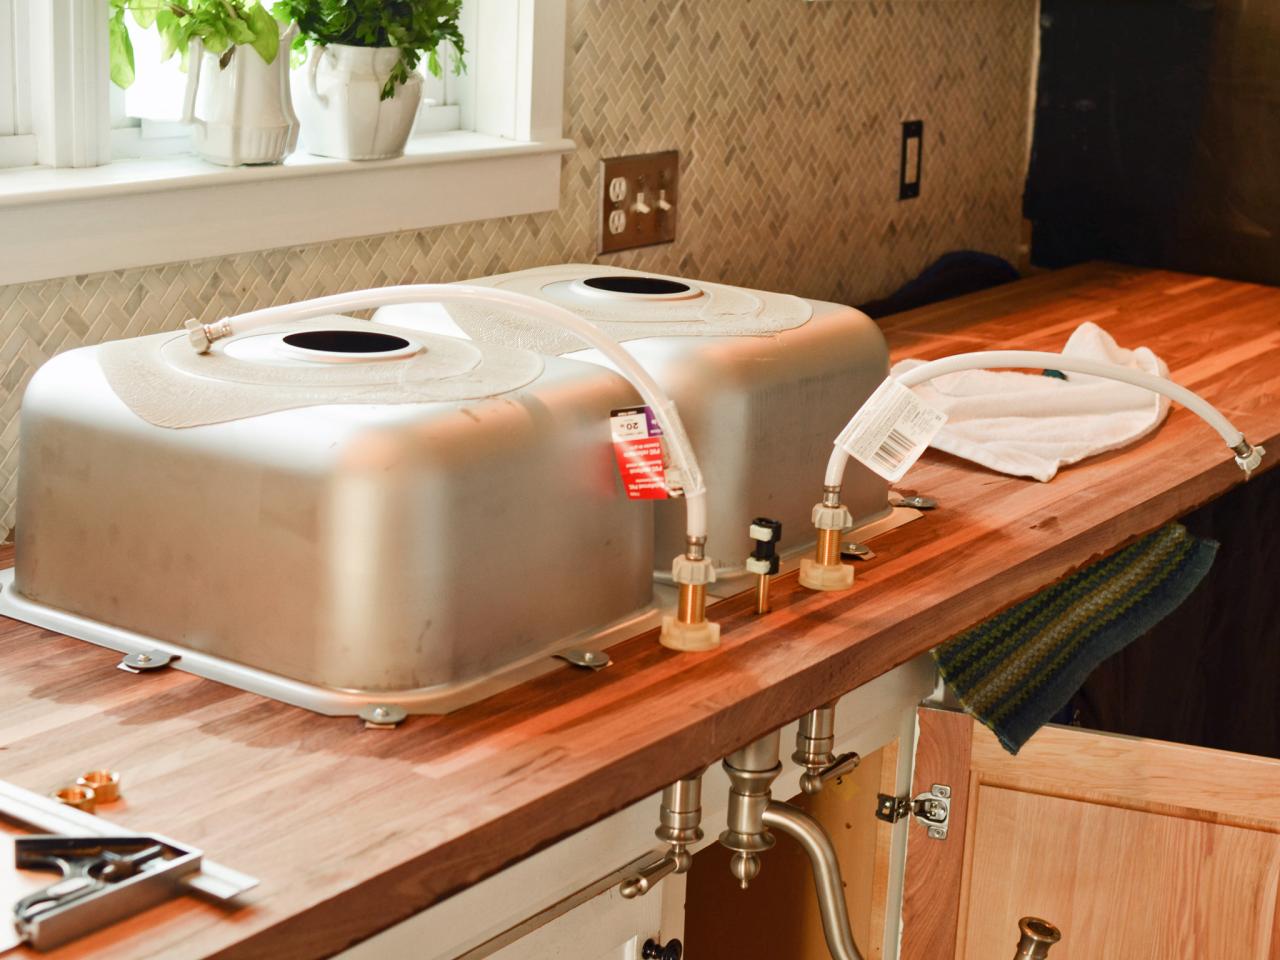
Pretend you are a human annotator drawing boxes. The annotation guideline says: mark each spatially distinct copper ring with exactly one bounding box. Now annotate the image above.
[77,769,121,804]
[52,784,96,813]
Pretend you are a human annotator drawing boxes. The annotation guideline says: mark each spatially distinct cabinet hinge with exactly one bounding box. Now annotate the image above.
[875,783,951,840]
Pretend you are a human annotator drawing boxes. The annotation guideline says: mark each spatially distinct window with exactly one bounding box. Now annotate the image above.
[0,0,35,167]
[0,0,570,286]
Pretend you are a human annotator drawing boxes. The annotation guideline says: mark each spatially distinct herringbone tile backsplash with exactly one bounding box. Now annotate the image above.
[0,0,1037,533]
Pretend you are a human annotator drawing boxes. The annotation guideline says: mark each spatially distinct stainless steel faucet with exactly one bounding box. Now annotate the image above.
[792,702,860,795]
[620,773,704,899]
[719,725,864,960]
[1013,917,1062,958]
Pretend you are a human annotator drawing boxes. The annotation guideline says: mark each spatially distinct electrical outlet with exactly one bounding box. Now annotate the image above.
[599,151,679,254]
[900,120,923,200]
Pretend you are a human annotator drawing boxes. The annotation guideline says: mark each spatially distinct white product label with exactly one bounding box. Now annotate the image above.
[835,378,947,482]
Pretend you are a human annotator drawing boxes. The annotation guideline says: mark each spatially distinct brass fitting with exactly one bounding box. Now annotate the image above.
[815,528,842,566]
[52,785,96,813]
[754,575,770,615]
[660,537,721,651]
[676,582,707,625]
[800,487,855,592]
[77,769,121,804]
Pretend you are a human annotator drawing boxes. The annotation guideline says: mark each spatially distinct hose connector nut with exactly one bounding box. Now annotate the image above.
[811,502,854,532]
[1234,441,1265,479]
[185,318,233,354]
[184,319,213,354]
[671,554,717,586]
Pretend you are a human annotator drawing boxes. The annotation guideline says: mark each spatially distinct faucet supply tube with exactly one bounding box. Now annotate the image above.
[802,349,1266,592]
[823,350,1262,489]
[184,284,708,542]
[761,803,864,960]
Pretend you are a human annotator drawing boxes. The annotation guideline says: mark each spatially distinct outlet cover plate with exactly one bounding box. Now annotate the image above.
[598,151,679,254]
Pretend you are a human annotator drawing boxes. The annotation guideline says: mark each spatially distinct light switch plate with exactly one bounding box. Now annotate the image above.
[598,150,679,254]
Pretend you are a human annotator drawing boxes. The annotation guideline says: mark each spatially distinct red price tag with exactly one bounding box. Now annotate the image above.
[610,406,669,500]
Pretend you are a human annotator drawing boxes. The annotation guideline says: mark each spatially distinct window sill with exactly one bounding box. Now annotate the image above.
[0,131,574,286]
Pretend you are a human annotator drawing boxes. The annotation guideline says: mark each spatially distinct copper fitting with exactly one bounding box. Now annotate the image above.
[77,769,121,804]
[677,582,706,624]
[52,785,96,813]
[816,528,842,566]
[754,574,770,615]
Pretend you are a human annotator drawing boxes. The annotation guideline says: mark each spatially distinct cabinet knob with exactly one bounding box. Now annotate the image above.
[1014,917,1061,958]
[642,937,683,960]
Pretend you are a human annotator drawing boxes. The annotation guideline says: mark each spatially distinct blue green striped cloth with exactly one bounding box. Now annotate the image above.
[933,523,1218,754]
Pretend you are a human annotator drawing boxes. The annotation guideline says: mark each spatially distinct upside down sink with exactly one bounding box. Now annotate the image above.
[0,317,656,715]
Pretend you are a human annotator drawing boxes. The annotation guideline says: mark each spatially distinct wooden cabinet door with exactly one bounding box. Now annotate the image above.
[900,707,1280,960]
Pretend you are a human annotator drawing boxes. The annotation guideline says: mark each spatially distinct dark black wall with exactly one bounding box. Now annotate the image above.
[1073,467,1280,759]
[1027,0,1280,284]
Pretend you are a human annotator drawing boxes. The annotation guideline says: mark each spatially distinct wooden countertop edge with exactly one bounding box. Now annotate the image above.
[210,452,1268,960]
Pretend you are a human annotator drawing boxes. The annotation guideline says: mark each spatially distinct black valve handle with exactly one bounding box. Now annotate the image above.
[642,937,683,960]
[750,517,783,575]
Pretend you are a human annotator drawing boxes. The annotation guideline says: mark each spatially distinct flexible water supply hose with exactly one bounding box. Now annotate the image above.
[184,285,708,542]
[824,350,1262,488]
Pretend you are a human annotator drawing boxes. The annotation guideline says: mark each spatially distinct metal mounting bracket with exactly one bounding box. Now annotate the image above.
[875,783,951,840]
[1,779,256,951]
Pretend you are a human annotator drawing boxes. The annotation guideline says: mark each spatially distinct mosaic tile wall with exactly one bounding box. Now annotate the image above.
[0,0,1038,533]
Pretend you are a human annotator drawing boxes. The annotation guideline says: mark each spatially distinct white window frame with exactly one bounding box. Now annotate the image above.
[0,0,36,167]
[0,0,570,286]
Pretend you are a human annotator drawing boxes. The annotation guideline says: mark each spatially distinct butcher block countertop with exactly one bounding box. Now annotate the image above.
[1,263,1278,958]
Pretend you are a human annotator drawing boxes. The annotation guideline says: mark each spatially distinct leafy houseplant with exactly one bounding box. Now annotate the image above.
[272,0,466,100]
[107,1,298,166]
[108,1,283,90]
[271,0,465,161]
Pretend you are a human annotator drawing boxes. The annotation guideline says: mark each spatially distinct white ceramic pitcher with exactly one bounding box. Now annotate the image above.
[182,25,300,166]
[296,44,423,161]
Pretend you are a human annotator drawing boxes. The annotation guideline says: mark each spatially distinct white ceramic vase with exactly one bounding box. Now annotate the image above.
[182,26,300,166]
[296,44,423,161]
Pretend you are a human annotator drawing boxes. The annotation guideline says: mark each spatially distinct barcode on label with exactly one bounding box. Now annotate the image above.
[835,378,947,482]
[871,427,915,472]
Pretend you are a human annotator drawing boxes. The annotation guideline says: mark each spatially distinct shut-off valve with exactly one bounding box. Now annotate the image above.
[747,518,782,615]
[619,773,704,899]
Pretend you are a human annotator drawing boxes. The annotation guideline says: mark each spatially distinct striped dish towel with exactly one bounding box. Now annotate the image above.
[933,523,1218,754]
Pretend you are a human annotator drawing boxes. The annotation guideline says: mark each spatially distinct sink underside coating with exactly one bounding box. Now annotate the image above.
[6,323,656,714]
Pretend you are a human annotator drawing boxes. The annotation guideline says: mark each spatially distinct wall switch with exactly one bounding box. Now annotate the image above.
[599,151,679,254]
[900,120,923,200]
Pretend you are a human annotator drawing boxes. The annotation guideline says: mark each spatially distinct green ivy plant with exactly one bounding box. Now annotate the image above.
[271,0,465,100]
[109,0,282,89]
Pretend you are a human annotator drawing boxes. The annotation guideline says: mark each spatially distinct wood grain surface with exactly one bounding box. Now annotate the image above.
[898,708,974,960]
[958,723,1280,959]
[1,263,1278,959]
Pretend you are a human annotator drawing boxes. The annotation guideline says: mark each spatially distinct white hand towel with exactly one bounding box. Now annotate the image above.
[892,322,1170,482]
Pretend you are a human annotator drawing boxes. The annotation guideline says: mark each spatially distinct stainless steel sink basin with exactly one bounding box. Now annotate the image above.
[1,319,656,714]
[376,265,892,577]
